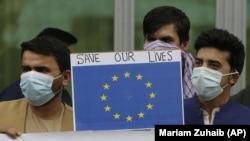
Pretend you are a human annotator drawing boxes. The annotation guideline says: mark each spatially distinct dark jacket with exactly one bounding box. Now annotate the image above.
[184,96,250,124]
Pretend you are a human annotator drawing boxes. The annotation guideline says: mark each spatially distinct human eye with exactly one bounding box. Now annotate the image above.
[159,37,173,43]
[208,60,221,70]
[194,59,202,67]
[35,67,49,73]
[21,66,31,73]
[210,63,220,70]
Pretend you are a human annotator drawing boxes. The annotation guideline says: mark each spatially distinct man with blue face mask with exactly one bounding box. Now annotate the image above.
[184,28,250,125]
[0,36,73,138]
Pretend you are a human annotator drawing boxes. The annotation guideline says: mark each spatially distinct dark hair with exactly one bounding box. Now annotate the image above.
[194,28,245,75]
[36,27,77,46]
[143,6,190,44]
[21,36,70,72]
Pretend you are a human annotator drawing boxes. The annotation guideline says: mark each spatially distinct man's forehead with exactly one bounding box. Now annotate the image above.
[22,51,58,67]
[196,47,230,63]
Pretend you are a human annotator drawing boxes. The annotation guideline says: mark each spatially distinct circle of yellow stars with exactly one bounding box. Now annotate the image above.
[100,71,157,122]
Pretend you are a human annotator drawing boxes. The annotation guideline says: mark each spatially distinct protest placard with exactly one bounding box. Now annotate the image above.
[71,50,184,131]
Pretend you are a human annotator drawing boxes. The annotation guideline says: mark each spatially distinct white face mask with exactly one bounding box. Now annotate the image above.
[20,71,62,106]
[191,67,237,101]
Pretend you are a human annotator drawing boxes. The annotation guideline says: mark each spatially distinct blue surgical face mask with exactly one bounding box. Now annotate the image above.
[20,71,62,106]
[191,67,237,101]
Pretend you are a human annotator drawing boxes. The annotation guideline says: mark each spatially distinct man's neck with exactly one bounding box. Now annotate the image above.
[198,90,230,116]
[29,93,63,120]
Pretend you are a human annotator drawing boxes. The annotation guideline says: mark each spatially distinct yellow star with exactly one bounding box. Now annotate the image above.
[136,74,143,80]
[126,115,133,122]
[138,112,145,118]
[104,105,111,112]
[103,83,110,90]
[113,113,120,119]
[124,71,130,78]
[149,92,156,99]
[146,103,153,110]
[100,94,107,101]
[145,81,152,88]
[112,75,118,81]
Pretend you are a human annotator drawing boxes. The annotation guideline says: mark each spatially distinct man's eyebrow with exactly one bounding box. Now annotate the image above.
[194,57,202,61]
[147,35,156,41]
[208,59,222,65]
[21,65,30,69]
[21,65,50,70]
[194,57,221,64]
[159,36,173,41]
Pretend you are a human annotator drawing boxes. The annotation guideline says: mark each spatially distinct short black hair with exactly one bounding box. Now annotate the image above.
[143,6,190,44]
[21,36,70,72]
[37,27,77,46]
[194,28,245,75]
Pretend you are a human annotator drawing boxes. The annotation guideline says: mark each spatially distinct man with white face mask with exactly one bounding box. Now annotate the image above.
[184,28,250,125]
[0,27,77,106]
[0,36,73,138]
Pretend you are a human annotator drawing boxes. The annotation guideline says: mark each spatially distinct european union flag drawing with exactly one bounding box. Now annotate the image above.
[71,51,183,131]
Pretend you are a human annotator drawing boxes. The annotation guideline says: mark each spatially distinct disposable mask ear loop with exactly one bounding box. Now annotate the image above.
[222,71,238,77]
[52,73,64,95]
[51,73,63,87]
[54,73,63,80]
[222,71,238,88]
[222,83,229,89]
[53,87,63,95]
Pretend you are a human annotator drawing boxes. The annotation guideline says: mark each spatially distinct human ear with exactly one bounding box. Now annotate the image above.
[62,70,71,87]
[180,41,188,51]
[229,70,239,86]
